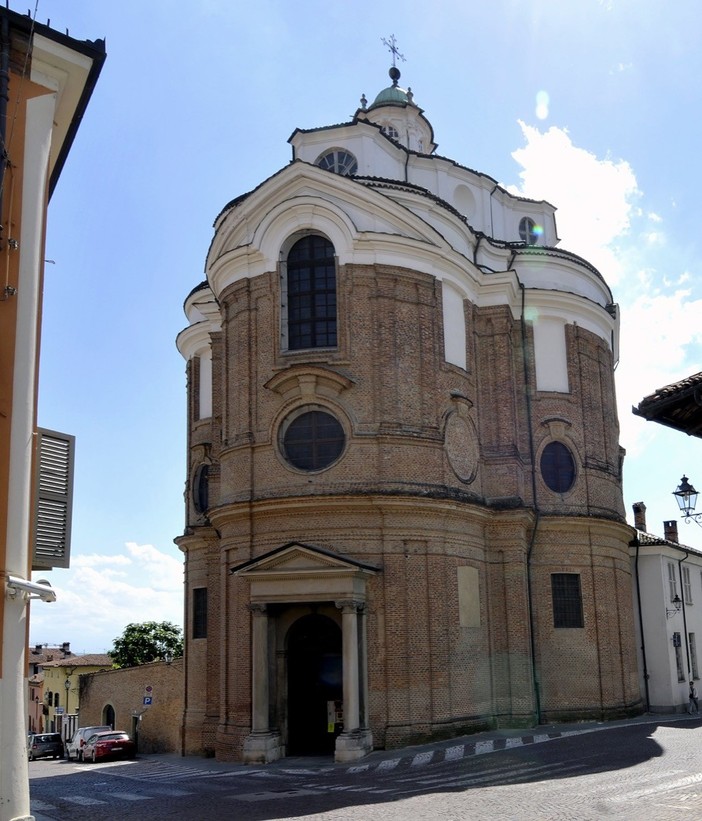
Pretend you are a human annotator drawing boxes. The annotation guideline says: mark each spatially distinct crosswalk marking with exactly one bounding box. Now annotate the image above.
[444,744,465,761]
[109,792,150,801]
[411,751,433,767]
[377,757,400,770]
[64,795,105,805]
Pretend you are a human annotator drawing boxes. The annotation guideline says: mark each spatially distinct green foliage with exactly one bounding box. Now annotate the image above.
[109,621,183,668]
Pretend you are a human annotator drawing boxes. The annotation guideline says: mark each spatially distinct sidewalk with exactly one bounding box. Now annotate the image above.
[146,710,702,776]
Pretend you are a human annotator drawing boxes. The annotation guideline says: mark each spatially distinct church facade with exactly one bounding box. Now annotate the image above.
[176,64,641,763]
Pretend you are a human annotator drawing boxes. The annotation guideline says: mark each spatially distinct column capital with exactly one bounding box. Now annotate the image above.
[335,599,364,614]
[249,602,268,615]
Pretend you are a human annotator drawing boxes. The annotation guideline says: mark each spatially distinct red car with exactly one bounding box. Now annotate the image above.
[82,731,136,763]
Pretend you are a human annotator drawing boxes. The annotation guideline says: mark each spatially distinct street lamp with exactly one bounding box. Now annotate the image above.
[666,594,683,619]
[673,475,702,527]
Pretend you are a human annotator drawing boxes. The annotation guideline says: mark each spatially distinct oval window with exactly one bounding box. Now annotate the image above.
[282,409,345,471]
[540,441,575,494]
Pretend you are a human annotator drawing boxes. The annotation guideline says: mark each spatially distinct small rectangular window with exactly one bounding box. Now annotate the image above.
[551,573,584,628]
[193,587,208,639]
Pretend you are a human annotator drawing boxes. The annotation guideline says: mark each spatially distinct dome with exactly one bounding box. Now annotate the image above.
[367,66,415,111]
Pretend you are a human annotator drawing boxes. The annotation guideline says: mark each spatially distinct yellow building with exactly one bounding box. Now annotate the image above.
[41,653,113,739]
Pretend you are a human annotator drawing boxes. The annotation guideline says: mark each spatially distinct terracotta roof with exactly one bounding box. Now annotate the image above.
[41,654,113,669]
[635,528,702,557]
[633,371,702,438]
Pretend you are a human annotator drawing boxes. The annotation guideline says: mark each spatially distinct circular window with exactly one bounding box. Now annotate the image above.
[519,216,542,245]
[540,441,576,493]
[316,150,358,176]
[281,409,345,471]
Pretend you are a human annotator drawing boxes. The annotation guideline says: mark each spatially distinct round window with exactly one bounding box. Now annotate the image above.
[540,441,575,494]
[281,409,345,471]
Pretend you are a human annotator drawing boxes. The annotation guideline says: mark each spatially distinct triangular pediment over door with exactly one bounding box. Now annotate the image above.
[231,541,378,603]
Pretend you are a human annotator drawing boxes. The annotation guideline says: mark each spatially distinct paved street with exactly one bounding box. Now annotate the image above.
[30,716,702,820]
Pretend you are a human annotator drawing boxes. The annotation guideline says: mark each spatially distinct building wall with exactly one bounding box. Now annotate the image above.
[78,660,183,754]
[177,92,638,761]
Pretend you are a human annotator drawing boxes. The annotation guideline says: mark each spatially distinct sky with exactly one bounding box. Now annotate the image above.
[25,0,702,653]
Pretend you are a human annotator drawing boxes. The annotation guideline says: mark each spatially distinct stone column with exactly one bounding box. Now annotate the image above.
[339,600,360,732]
[250,603,269,732]
[334,600,373,762]
[242,602,282,763]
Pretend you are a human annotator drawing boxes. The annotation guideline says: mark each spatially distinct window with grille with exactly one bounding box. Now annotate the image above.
[286,235,337,351]
[674,633,685,681]
[281,409,345,471]
[551,573,584,628]
[690,633,699,680]
[193,588,207,639]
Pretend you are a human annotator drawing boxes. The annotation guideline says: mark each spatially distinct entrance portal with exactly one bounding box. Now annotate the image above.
[287,613,342,755]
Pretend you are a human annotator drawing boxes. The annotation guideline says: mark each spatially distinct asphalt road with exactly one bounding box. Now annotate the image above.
[29,718,702,820]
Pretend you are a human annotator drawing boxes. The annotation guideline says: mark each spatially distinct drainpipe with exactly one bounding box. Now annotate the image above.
[518,273,542,724]
[0,13,10,249]
[677,551,691,675]
[631,536,651,712]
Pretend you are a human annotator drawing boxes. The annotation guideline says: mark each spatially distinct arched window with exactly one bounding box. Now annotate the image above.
[519,216,542,245]
[286,235,337,351]
[193,464,209,514]
[316,149,357,176]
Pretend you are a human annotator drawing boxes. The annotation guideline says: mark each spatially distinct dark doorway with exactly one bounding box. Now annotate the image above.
[287,613,342,755]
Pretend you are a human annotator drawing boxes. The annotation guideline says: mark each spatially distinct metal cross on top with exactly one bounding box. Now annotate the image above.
[381,34,405,66]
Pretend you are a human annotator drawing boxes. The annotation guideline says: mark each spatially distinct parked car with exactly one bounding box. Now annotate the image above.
[82,731,136,763]
[27,733,64,760]
[66,725,111,761]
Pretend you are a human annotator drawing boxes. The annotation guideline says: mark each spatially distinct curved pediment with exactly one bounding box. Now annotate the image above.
[205,162,464,295]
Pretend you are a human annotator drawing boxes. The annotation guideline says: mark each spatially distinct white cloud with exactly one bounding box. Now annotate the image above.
[508,121,702,541]
[31,542,183,654]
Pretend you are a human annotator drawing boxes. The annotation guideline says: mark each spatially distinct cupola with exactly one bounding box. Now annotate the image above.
[356,64,437,155]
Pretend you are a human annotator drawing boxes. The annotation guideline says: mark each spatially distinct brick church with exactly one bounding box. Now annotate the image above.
[176,56,641,763]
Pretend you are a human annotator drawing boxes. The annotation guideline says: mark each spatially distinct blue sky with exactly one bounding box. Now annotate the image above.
[28,0,702,652]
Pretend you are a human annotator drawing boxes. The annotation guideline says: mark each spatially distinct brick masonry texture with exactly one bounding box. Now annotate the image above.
[177,254,639,761]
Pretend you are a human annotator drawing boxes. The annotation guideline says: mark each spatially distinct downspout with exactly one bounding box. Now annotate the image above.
[677,550,691,675]
[632,536,651,712]
[0,13,10,250]
[489,182,499,237]
[404,145,410,183]
[518,268,542,724]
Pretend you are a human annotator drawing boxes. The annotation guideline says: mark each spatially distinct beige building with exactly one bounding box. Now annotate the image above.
[176,64,640,763]
[78,659,183,754]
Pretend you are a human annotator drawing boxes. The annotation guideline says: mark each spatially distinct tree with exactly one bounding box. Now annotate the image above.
[109,621,183,668]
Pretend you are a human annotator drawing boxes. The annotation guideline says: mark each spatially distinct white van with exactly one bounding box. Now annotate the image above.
[66,725,111,761]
